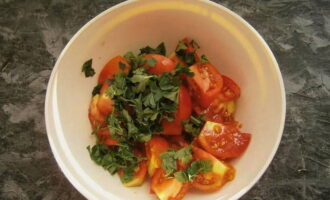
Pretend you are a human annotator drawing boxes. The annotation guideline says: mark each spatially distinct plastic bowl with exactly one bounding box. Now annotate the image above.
[45,0,286,199]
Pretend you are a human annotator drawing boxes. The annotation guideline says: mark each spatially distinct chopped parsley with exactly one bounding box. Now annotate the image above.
[139,42,166,56]
[200,54,210,64]
[92,84,102,96]
[174,160,212,182]
[175,40,200,66]
[183,115,205,137]
[160,146,212,183]
[81,59,95,77]
[87,143,142,183]
[160,146,193,175]
[106,58,193,143]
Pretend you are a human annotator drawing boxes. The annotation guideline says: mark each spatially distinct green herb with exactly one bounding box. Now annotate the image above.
[175,40,199,66]
[119,62,127,70]
[92,84,102,96]
[87,143,142,183]
[174,160,212,182]
[146,57,157,67]
[81,59,95,77]
[139,42,166,56]
[160,146,193,175]
[106,53,193,143]
[200,55,209,64]
[183,115,205,137]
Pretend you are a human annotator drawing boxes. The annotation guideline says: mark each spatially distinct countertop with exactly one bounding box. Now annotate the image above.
[0,0,329,199]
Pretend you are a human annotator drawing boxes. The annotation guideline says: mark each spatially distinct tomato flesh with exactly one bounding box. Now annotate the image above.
[145,54,175,75]
[151,168,190,200]
[218,75,241,102]
[187,63,223,108]
[162,86,192,135]
[88,94,105,129]
[98,56,130,84]
[198,121,251,159]
[197,100,236,124]
[191,146,235,191]
[146,136,170,176]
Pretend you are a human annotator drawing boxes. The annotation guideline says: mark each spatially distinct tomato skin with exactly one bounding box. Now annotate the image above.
[98,56,130,84]
[198,121,251,159]
[162,86,192,135]
[218,75,241,102]
[151,168,190,200]
[96,82,114,116]
[191,146,235,192]
[187,63,223,108]
[145,54,175,75]
[88,94,106,129]
[146,136,170,176]
[97,128,118,146]
[118,160,147,187]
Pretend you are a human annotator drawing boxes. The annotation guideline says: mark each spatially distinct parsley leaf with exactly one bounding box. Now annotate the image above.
[81,59,95,77]
[174,160,212,182]
[146,57,157,67]
[139,42,166,56]
[183,115,205,137]
[200,55,210,64]
[175,40,200,66]
[87,143,142,183]
[119,61,127,70]
[160,146,193,175]
[92,84,102,96]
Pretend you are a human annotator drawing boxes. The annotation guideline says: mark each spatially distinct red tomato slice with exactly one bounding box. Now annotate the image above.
[145,54,175,75]
[198,99,236,124]
[97,128,118,146]
[146,136,170,176]
[88,94,105,129]
[118,160,147,187]
[98,56,130,84]
[97,82,114,116]
[191,146,235,191]
[198,121,251,159]
[187,63,223,108]
[162,86,192,135]
[218,75,241,102]
[151,168,190,200]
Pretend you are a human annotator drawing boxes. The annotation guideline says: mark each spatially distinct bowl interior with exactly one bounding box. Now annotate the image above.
[46,0,285,200]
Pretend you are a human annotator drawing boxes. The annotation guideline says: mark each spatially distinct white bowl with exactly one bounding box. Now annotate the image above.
[45,0,286,199]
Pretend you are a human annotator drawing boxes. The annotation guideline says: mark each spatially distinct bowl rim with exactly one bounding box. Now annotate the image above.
[45,0,286,199]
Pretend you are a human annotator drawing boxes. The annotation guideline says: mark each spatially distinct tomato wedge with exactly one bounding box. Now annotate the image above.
[145,54,175,75]
[96,82,114,116]
[98,56,130,84]
[198,121,251,159]
[218,75,241,102]
[88,94,105,129]
[118,160,147,187]
[192,146,235,191]
[151,168,190,200]
[162,86,192,135]
[187,63,223,108]
[97,128,118,146]
[196,99,236,124]
[146,136,170,176]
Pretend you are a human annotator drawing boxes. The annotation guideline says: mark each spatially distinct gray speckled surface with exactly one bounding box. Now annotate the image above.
[0,0,329,199]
